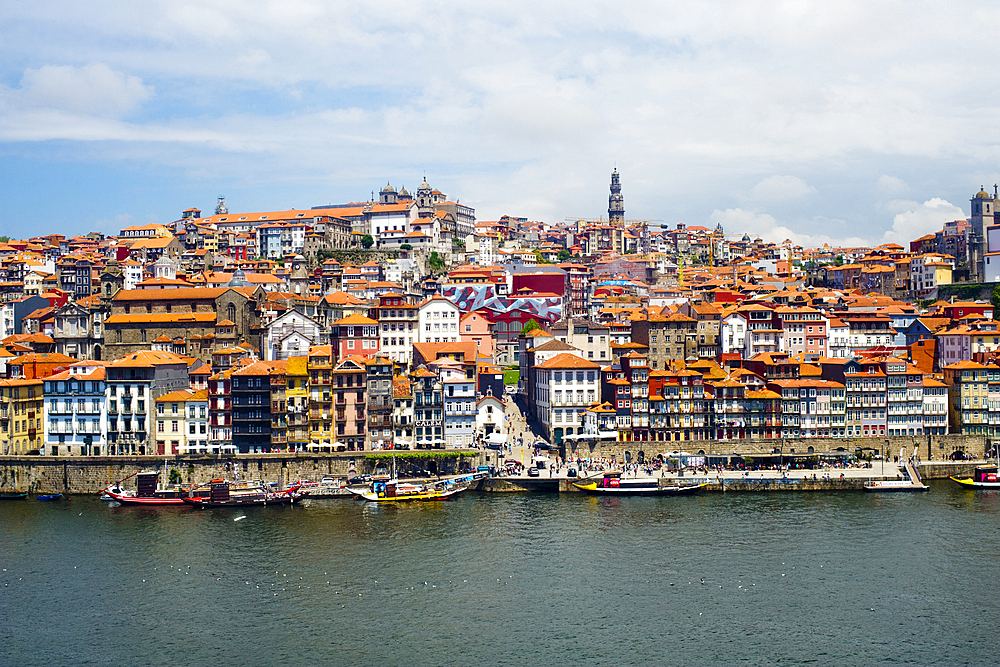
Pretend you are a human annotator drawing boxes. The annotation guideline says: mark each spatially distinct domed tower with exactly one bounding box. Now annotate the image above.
[379,182,398,205]
[608,169,624,224]
[971,186,995,282]
[416,177,434,218]
[398,185,412,203]
[971,186,994,237]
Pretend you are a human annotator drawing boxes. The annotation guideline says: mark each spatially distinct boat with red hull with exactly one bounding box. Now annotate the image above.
[181,479,306,508]
[104,471,210,506]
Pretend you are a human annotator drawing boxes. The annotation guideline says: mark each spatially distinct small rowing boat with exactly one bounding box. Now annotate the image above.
[37,494,63,501]
[0,492,27,500]
[572,471,705,496]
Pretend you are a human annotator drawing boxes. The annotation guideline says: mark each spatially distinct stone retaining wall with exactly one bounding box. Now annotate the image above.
[560,434,988,462]
[0,451,486,494]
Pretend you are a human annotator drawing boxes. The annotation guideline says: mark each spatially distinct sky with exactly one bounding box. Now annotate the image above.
[2,1,1000,248]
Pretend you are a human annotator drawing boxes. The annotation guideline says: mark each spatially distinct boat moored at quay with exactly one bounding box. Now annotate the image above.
[104,470,210,506]
[348,478,469,502]
[181,479,306,508]
[572,471,706,496]
[949,465,1000,489]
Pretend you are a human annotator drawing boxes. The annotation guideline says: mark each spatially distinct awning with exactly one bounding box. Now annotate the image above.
[487,432,507,445]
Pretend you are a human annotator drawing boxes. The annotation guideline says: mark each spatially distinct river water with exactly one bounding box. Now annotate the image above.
[2,481,998,666]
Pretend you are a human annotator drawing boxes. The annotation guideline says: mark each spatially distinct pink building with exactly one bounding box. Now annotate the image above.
[460,311,495,359]
[331,313,380,361]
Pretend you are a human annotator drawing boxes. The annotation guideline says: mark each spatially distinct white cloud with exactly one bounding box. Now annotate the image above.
[876,175,909,195]
[3,1,1000,236]
[748,175,816,202]
[13,63,152,115]
[881,197,966,245]
[709,208,871,248]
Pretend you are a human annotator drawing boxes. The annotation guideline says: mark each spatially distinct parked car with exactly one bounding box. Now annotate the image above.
[527,467,540,477]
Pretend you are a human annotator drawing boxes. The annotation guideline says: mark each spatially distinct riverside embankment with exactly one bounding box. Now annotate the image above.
[0,451,487,494]
[475,460,978,493]
[0,453,981,495]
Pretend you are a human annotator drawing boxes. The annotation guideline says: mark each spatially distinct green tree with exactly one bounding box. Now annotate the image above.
[557,249,573,261]
[428,251,445,273]
[834,255,844,266]
[0,236,10,243]
[991,286,1000,320]
[399,243,412,251]
[520,319,541,336]
[361,234,374,249]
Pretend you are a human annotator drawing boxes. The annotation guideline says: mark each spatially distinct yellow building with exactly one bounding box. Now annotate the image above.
[286,356,309,451]
[943,360,998,435]
[0,379,44,455]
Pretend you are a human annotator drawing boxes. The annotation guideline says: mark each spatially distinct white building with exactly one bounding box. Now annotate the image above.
[922,378,948,435]
[476,394,505,438]
[264,309,323,361]
[43,362,107,456]
[418,295,461,343]
[123,260,144,290]
[721,312,747,354]
[476,233,500,267]
[534,353,601,445]
[827,318,851,358]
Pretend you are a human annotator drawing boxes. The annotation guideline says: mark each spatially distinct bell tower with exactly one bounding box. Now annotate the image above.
[608,168,624,224]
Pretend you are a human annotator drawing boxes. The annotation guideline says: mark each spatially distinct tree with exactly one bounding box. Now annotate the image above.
[428,251,445,273]
[399,243,412,251]
[361,234,374,249]
[520,319,541,336]
[453,238,465,249]
[834,255,844,266]
[557,249,573,261]
[0,236,9,243]
[991,285,1000,320]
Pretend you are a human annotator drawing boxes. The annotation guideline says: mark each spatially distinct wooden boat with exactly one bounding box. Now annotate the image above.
[949,466,1000,489]
[181,479,306,508]
[573,471,706,496]
[104,471,210,506]
[348,478,468,502]
[37,494,64,501]
[0,492,27,500]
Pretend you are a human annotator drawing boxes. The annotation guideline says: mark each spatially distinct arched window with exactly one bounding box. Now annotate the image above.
[228,303,237,322]
[116,330,122,343]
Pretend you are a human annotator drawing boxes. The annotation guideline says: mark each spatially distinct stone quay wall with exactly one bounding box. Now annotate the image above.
[560,434,989,463]
[0,451,486,494]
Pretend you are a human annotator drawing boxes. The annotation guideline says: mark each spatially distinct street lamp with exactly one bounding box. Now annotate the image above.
[884,439,889,477]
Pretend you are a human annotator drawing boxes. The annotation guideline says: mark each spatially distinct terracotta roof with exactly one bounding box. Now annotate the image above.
[333,313,378,326]
[536,353,601,370]
[112,287,256,301]
[108,350,192,367]
[105,313,217,325]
